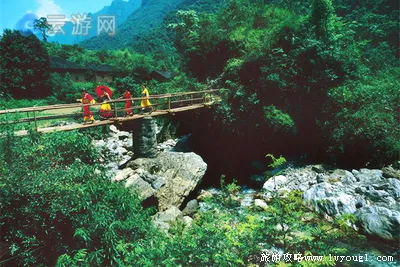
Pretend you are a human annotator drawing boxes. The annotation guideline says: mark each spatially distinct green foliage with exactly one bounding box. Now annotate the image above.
[49,72,74,102]
[325,68,400,164]
[0,98,49,109]
[165,0,398,167]
[265,153,287,178]
[160,189,366,266]
[0,131,156,266]
[266,153,287,169]
[33,17,51,42]
[263,105,296,134]
[312,0,335,41]
[0,30,51,99]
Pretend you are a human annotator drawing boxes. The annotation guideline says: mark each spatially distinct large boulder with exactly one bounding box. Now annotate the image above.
[126,151,207,211]
[303,182,358,216]
[355,206,400,240]
[264,165,400,241]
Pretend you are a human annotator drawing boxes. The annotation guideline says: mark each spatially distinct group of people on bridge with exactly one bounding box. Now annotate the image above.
[78,84,153,124]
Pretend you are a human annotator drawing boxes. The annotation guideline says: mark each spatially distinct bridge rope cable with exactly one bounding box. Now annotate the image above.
[0,89,226,135]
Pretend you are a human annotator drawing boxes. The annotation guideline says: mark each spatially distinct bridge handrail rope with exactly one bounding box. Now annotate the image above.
[0,89,223,115]
[0,89,226,133]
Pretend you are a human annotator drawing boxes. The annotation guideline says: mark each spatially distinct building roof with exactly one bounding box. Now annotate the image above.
[50,57,114,72]
[150,70,174,81]
[88,64,114,73]
[50,57,86,70]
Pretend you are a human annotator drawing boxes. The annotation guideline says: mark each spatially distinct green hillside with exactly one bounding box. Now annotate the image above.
[80,0,224,50]
[49,0,142,45]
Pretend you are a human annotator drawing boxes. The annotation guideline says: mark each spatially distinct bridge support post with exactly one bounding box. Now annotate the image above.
[133,116,157,158]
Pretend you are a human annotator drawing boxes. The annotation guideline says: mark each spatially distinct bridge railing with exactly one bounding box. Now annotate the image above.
[0,89,225,132]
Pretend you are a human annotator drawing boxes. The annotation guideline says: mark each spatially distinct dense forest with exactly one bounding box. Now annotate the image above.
[1,0,399,265]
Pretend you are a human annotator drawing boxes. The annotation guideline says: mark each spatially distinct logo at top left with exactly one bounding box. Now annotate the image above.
[15,13,39,36]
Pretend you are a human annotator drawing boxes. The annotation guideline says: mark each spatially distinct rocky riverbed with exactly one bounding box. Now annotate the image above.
[93,125,399,261]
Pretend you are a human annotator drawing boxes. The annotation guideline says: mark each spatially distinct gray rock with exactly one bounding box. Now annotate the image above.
[355,187,367,194]
[304,183,357,216]
[112,168,134,182]
[388,178,400,199]
[316,173,325,183]
[118,155,132,168]
[133,116,158,158]
[332,169,357,185]
[125,174,155,200]
[153,206,182,223]
[173,134,192,152]
[94,140,106,147]
[153,221,170,231]
[157,139,178,152]
[254,199,268,210]
[128,152,207,211]
[116,131,130,140]
[355,199,365,209]
[355,173,382,184]
[382,166,400,179]
[296,184,309,192]
[366,190,390,201]
[151,177,166,190]
[312,165,325,173]
[263,175,287,191]
[181,216,193,226]
[273,165,400,241]
[106,162,119,173]
[182,200,199,216]
[109,125,118,133]
[115,147,128,155]
[355,206,400,240]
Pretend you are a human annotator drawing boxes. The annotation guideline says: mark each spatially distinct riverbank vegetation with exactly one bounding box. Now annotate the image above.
[1,0,399,265]
[0,129,380,266]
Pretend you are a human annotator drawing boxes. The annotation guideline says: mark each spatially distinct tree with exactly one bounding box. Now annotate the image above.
[312,0,335,41]
[34,17,51,42]
[0,30,51,98]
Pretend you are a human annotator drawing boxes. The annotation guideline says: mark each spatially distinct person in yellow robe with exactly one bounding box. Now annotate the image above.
[99,88,113,119]
[140,84,153,114]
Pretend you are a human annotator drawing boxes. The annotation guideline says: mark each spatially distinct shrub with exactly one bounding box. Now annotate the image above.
[0,131,156,266]
[325,68,400,165]
[263,105,296,134]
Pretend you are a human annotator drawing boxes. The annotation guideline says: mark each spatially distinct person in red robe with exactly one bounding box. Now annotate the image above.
[120,89,134,116]
[77,90,96,124]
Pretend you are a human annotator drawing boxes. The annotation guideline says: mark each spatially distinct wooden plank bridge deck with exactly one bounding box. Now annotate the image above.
[0,89,224,136]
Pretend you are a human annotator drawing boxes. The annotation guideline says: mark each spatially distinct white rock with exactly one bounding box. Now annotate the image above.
[181,216,193,225]
[112,168,134,182]
[109,125,118,133]
[263,175,287,191]
[254,199,268,210]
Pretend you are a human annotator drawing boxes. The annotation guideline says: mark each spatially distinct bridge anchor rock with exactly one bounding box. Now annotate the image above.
[133,116,158,158]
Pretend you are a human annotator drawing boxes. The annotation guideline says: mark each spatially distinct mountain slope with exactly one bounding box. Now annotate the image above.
[80,0,225,50]
[49,0,141,45]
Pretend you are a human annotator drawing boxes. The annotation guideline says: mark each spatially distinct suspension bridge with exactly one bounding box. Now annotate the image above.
[0,89,224,136]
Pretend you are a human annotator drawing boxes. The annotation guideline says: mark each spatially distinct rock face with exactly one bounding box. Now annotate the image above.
[93,125,133,175]
[263,166,400,241]
[133,116,158,158]
[114,151,207,211]
[95,125,206,231]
